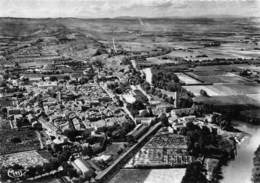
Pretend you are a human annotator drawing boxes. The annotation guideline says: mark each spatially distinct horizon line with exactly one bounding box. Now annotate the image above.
[0,15,259,20]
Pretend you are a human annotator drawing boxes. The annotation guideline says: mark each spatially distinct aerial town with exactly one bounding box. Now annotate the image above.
[0,9,260,183]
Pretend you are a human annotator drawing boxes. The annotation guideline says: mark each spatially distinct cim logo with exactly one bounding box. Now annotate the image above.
[7,169,26,178]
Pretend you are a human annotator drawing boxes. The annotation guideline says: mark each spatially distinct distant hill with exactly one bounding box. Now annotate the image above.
[0,18,67,37]
[0,17,259,42]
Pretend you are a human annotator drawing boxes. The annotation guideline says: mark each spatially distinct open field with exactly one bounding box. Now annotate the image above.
[192,64,260,73]
[246,94,260,105]
[109,168,185,183]
[194,95,260,108]
[162,42,260,62]
[187,72,252,84]
[184,83,260,97]
[175,72,201,84]
[236,65,260,72]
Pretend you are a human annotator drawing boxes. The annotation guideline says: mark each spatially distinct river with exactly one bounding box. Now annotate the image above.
[222,122,260,183]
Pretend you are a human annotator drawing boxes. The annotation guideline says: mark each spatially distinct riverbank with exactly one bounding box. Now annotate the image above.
[221,121,260,183]
[252,145,260,183]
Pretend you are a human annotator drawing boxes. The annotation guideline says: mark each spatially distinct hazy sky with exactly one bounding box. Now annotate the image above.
[0,0,259,18]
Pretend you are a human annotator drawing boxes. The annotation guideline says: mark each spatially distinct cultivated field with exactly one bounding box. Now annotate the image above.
[187,72,251,84]
[193,95,260,108]
[175,72,201,84]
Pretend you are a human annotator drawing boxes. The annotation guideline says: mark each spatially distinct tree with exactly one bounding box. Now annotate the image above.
[32,122,42,130]
[57,150,71,163]
[64,75,70,81]
[93,58,104,69]
[1,107,7,118]
[63,129,78,141]
[94,48,108,56]
[27,166,36,177]
[43,163,53,172]
[0,81,7,87]
[49,76,58,81]
[211,165,223,183]
[220,119,231,130]
[148,87,155,94]
[142,82,151,91]
[0,167,9,181]
[156,89,162,98]
[34,165,44,175]
[158,113,169,126]
[186,122,196,131]
[82,129,92,139]
[3,73,9,80]
[82,145,93,156]
[67,166,78,178]
[132,100,145,111]
[49,160,60,169]
[166,82,178,92]
[162,94,167,100]
[181,161,207,183]
[15,62,20,68]
[200,89,209,97]
[166,97,174,104]
[16,118,24,129]
[179,97,193,108]
[239,69,250,77]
